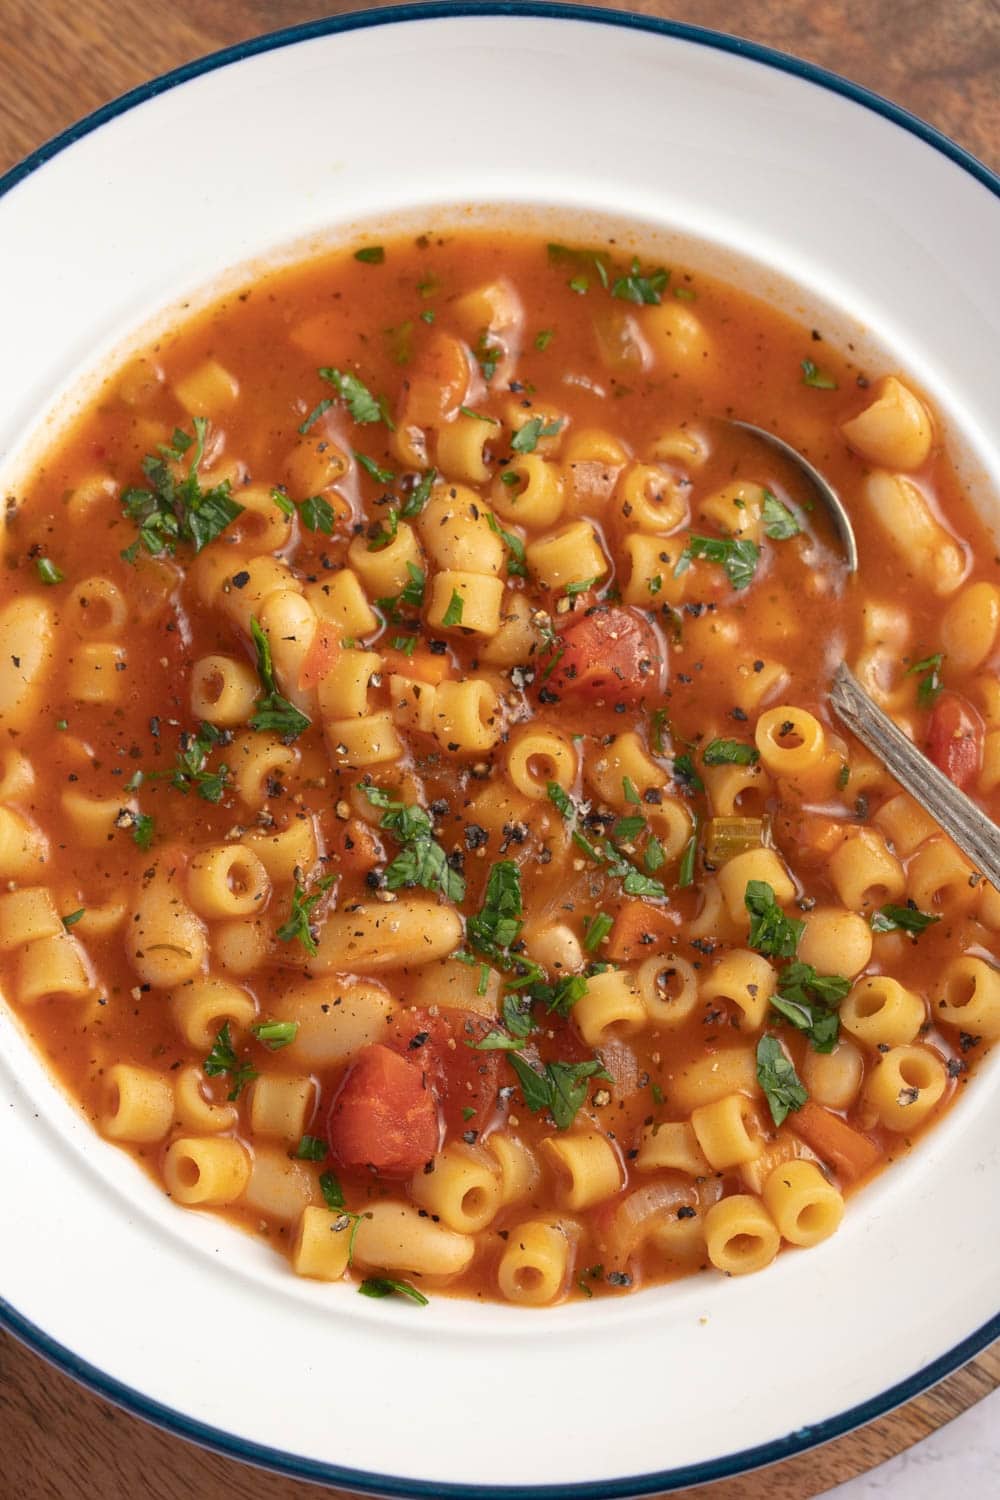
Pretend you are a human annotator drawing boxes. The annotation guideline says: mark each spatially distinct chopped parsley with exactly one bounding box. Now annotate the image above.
[132,813,155,850]
[745,880,804,958]
[671,753,704,793]
[584,911,614,951]
[358,1276,429,1306]
[248,617,312,740]
[547,782,666,899]
[61,908,85,929]
[507,1054,611,1130]
[756,1035,808,1126]
[771,962,849,1053]
[511,416,563,454]
[485,512,527,576]
[703,738,760,767]
[150,721,231,802]
[400,469,436,520]
[674,534,760,591]
[761,491,802,540]
[300,494,336,534]
[908,653,944,708]
[565,576,597,597]
[534,329,554,351]
[475,330,503,382]
[611,257,669,305]
[251,1019,299,1050]
[319,1170,346,1210]
[376,561,426,623]
[467,860,524,965]
[276,872,336,956]
[354,246,385,264]
[362,784,465,902]
[120,418,243,561]
[366,507,399,552]
[678,820,699,888]
[298,398,332,435]
[319,366,393,427]
[203,1022,258,1100]
[441,589,465,627]
[871,903,941,935]
[36,557,64,584]
[295,1134,328,1161]
[801,358,838,390]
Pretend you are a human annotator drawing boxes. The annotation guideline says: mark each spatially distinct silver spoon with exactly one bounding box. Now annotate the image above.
[728,418,1000,890]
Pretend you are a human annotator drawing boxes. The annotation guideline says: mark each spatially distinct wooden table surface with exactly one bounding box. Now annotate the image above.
[1,2,998,1497]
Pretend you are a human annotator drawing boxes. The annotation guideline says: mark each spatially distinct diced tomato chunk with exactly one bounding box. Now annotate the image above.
[327,1043,439,1177]
[387,1007,504,1137]
[927,692,983,790]
[544,607,665,704]
[298,621,340,690]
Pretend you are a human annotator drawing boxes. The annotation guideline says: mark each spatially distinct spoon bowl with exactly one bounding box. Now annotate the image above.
[725,417,998,888]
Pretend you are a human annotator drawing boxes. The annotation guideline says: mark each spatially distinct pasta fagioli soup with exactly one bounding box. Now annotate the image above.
[4,228,999,1307]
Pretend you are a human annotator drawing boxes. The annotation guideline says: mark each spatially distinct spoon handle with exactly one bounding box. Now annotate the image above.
[829,663,1000,891]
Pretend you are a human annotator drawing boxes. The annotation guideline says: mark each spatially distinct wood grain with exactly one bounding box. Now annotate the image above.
[0,3,998,1498]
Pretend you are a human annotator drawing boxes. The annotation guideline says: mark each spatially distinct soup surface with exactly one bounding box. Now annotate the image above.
[4,229,999,1306]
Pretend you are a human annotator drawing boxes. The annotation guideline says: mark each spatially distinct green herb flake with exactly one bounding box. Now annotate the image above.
[756,1034,808,1126]
[801,358,838,390]
[442,589,465,627]
[507,1053,612,1130]
[252,1019,299,1050]
[837,763,850,790]
[745,879,804,958]
[458,405,498,424]
[36,557,64,585]
[565,576,597,597]
[871,903,942,935]
[475,330,504,383]
[908,652,944,708]
[270,486,296,518]
[366,507,400,553]
[319,366,394,428]
[703,738,760,767]
[358,1276,429,1306]
[762,490,802,540]
[535,329,554,351]
[295,1134,328,1161]
[120,417,243,559]
[393,634,418,657]
[362,784,465,903]
[401,468,436,520]
[672,752,704,793]
[355,452,395,485]
[584,911,614,952]
[511,416,564,455]
[674,534,760,591]
[298,398,333,435]
[276,872,335,956]
[132,813,155,851]
[678,819,699,888]
[203,1021,258,1100]
[462,1105,477,1122]
[771,961,849,1053]
[485,512,527,577]
[248,617,312,740]
[61,909,85,929]
[611,257,669,305]
[354,246,385,264]
[467,860,524,964]
[319,1170,345,1210]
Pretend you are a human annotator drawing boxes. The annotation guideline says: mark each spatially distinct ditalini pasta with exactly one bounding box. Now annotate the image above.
[4,228,997,1308]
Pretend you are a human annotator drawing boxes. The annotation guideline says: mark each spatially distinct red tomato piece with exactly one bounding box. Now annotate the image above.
[545,607,665,704]
[327,1043,440,1177]
[927,692,983,790]
[387,1007,504,1137]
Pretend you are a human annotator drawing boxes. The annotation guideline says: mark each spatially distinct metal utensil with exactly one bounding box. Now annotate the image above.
[728,419,996,885]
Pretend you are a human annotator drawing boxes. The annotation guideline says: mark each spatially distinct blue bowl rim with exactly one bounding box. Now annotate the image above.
[1,4,998,1494]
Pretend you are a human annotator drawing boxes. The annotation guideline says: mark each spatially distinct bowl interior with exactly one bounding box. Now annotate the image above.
[1,9,999,1494]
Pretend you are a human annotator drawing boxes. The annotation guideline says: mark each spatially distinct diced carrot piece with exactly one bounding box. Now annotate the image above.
[791,1101,883,1182]
[298,621,340,691]
[381,647,452,685]
[327,1044,439,1177]
[604,899,679,963]
[329,817,382,876]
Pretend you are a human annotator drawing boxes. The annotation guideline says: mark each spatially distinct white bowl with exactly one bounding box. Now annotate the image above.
[2,7,999,1493]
